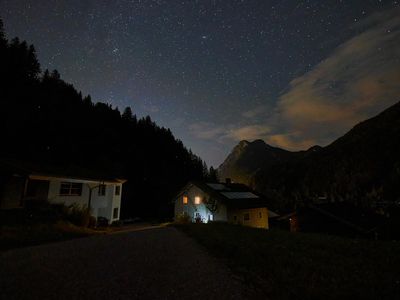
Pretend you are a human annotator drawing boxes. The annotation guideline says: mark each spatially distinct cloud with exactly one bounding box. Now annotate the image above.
[190,9,400,153]
[226,125,271,141]
[274,8,400,149]
[189,122,227,140]
[242,104,273,119]
[189,122,271,143]
[265,133,317,150]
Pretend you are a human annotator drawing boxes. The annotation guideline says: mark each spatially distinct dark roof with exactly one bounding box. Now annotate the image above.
[188,180,270,209]
[0,158,126,183]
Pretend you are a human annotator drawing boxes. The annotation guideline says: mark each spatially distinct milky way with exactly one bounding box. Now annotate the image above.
[1,0,399,166]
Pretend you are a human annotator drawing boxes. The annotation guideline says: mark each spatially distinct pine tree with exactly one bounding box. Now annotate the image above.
[51,69,61,80]
[208,166,219,182]
[0,18,7,48]
[122,106,133,120]
[27,44,40,79]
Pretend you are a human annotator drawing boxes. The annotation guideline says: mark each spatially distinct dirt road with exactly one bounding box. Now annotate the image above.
[0,227,246,299]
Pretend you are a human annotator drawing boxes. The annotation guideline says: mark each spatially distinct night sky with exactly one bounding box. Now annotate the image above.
[1,1,399,166]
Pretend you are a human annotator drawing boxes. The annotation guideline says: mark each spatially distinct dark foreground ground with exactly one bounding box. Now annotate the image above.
[176,223,400,300]
[0,227,246,300]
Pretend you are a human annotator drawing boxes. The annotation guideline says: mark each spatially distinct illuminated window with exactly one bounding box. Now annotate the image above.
[195,196,201,204]
[183,196,188,204]
[244,213,250,221]
[59,182,82,196]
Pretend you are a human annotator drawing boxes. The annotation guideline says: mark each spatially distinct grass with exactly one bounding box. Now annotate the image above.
[175,223,400,300]
[0,207,104,251]
[0,221,97,251]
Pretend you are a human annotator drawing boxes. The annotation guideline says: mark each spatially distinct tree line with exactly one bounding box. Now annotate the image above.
[0,18,218,220]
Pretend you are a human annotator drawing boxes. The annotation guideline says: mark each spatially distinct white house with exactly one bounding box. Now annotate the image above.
[174,180,278,229]
[0,160,126,223]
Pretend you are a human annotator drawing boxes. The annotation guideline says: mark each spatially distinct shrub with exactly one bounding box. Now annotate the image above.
[88,216,97,228]
[96,216,109,227]
[65,204,91,227]
[111,220,123,227]
[25,198,51,211]
[175,213,192,224]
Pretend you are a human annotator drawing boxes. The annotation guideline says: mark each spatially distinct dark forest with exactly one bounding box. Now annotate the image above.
[0,19,217,220]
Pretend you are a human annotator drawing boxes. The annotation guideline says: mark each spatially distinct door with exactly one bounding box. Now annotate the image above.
[194,212,202,223]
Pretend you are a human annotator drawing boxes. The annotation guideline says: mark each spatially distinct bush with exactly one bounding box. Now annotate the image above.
[96,216,109,227]
[24,199,59,223]
[65,203,91,227]
[25,198,51,211]
[111,220,123,227]
[88,216,97,228]
[175,213,191,224]
[22,201,93,227]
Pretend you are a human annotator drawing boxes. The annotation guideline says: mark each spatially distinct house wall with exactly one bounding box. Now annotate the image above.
[174,184,227,223]
[47,178,90,207]
[0,176,25,209]
[47,179,122,223]
[228,207,269,229]
[26,180,49,202]
[96,185,122,223]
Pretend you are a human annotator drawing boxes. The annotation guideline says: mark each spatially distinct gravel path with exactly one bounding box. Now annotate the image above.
[0,227,246,299]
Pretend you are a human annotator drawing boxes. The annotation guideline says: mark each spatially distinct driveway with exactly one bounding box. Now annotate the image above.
[0,227,246,299]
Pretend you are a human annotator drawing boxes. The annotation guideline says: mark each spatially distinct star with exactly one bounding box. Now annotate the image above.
[0,0,398,166]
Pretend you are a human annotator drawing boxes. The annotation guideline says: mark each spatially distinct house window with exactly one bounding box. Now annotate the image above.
[183,196,188,204]
[244,213,250,221]
[59,182,82,196]
[115,185,121,196]
[233,215,237,221]
[98,184,106,196]
[113,207,119,219]
[195,196,201,205]
[259,212,262,218]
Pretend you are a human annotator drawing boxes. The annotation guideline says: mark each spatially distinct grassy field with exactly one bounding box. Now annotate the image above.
[176,223,400,300]
[0,221,96,251]
[0,205,106,251]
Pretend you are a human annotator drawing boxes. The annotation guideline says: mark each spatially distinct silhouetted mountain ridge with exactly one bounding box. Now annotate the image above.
[218,139,297,184]
[219,101,400,212]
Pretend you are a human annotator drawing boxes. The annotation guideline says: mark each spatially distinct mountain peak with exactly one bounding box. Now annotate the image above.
[307,145,322,152]
[218,139,292,185]
[238,139,267,148]
[238,140,250,147]
[219,100,400,212]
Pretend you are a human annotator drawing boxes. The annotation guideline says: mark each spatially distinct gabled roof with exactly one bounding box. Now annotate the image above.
[0,158,126,184]
[184,180,273,210]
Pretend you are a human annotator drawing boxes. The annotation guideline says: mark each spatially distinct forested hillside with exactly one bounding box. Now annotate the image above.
[219,102,400,213]
[0,19,216,219]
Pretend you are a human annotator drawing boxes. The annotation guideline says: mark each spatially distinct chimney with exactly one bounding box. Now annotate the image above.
[225,178,232,185]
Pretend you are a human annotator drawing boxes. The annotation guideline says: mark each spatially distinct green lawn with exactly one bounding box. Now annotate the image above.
[176,223,400,300]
